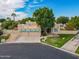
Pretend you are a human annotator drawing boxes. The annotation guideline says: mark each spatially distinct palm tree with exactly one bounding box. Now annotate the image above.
[7,17,11,21]
[11,13,16,21]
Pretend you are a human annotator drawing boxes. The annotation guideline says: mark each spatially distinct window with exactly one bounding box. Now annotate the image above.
[54,28,58,32]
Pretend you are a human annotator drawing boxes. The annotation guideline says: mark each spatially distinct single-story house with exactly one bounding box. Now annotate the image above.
[51,23,78,34]
[17,21,41,42]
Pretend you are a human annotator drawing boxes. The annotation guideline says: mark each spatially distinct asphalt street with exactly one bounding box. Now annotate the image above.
[0,43,78,59]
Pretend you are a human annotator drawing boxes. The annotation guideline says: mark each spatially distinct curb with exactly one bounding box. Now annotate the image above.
[61,34,79,53]
[41,43,79,57]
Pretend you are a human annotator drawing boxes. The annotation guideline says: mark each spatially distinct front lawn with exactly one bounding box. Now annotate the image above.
[75,47,79,54]
[42,34,74,48]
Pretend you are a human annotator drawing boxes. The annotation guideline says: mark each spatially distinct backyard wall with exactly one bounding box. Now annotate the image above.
[6,30,41,43]
[52,31,78,34]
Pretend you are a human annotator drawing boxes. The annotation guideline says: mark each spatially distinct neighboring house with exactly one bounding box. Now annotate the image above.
[52,23,66,33]
[6,21,41,43]
[18,21,41,33]
[18,21,40,33]
[51,23,78,34]
[17,21,41,42]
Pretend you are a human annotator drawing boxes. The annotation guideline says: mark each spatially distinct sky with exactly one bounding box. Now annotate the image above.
[0,0,79,20]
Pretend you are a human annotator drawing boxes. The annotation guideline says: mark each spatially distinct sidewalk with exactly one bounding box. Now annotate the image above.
[61,34,79,52]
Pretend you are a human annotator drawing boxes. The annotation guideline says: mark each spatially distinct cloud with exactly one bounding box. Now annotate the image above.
[0,0,28,20]
[28,4,41,8]
[33,0,43,4]
[0,0,44,20]
[33,0,39,4]
[14,12,28,21]
[27,0,43,9]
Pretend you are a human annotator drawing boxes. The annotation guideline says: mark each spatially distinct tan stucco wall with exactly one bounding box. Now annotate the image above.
[52,31,78,34]
[6,30,41,43]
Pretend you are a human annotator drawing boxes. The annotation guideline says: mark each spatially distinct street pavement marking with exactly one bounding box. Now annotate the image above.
[0,55,11,58]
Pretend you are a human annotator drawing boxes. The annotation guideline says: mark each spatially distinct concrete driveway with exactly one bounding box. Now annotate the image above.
[7,36,40,43]
[15,36,40,43]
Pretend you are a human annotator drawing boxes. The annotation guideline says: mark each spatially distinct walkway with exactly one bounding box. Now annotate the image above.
[62,34,79,52]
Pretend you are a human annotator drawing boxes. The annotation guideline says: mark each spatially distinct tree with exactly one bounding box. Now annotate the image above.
[19,19,27,24]
[71,16,79,29]
[65,16,79,30]
[1,20,18,29]
[26,17,35,22]
[33,7,55,35]
[66,21,75,30]
[19,17,35,24]
[11,13,16,21]
[6,17,11,21]
[0,19,5,22]
[56,16,69,24]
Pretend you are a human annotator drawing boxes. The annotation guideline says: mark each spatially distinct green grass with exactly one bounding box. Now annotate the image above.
[43,34,74,48]
[76,47,79,54]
